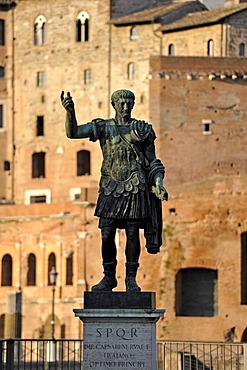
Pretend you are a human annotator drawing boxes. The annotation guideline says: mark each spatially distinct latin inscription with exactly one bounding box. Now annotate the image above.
[96,327,138,340]
[83,324,154,370]
[89,361,146,368]
[84,343,149,350]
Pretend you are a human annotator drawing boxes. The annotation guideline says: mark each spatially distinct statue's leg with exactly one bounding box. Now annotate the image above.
[101,225,117,263]
[91,224,117,291]
[125,222,141,292]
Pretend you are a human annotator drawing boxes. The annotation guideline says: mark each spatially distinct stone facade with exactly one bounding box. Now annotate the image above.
[162,24,223,56]
[0,0,246,341]
[161,7,247,57]
[0,4,15,201]
[12,0,111,205]
[150,56,247,341]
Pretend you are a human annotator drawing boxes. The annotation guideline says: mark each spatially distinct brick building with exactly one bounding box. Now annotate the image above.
[150,56,247,341]
[0,0,246,341]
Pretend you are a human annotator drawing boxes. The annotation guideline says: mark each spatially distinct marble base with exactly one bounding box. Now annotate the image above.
[74,292,165,370]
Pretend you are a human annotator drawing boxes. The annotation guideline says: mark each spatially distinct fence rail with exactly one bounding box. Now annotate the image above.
[0,339,245,369]
[157,341,246,370]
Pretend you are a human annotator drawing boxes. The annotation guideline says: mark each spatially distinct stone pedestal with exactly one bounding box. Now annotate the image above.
[74,292,165,370]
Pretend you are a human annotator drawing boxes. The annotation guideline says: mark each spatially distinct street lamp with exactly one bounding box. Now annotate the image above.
[49,266,58,340]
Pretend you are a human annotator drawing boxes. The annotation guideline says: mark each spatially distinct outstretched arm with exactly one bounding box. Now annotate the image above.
[61,91,93,139]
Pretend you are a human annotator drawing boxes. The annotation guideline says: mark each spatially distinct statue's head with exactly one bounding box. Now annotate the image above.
[111,90,135,121]
[111,89,135,105]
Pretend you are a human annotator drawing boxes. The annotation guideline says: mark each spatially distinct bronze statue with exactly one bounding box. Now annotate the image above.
[61,89,168,292]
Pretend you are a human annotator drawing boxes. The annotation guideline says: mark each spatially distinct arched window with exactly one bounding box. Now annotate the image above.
[66,253,73,285]
[32,152,45,178]
[130,26,138,41]
[27,253,36,286]
[1,254,12,286]
[48,253,56,285]
[77,150,90,176]
[84,69,92,84]
[207,39,214,56]
[239,43,245,57]
[127,62,136,80]
[76,11,89,42]
[34,15,46,45]
[176,268,218,316]
[168,44,175,56]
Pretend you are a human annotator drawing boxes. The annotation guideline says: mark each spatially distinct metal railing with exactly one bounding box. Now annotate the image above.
[0,339,83,369]
[157,341,246,370]
[0,339,246,369]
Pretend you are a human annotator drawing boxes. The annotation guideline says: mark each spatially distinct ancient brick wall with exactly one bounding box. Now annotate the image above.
[150,56,247,341]
[0,201,162,338]
[0,8,14,200]
[12,0,110,204]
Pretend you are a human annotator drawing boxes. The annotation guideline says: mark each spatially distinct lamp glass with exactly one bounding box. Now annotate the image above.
[49,266,58,285]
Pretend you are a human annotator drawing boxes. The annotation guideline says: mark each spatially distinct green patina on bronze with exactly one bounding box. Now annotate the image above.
[61,89,168,292]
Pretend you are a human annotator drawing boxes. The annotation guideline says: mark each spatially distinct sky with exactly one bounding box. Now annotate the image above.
[203,0,225,9]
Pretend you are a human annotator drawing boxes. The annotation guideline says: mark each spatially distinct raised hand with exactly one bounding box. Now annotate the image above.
[60,91,75,114]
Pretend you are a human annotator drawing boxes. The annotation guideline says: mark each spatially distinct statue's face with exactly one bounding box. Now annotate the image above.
[113,97,134,121]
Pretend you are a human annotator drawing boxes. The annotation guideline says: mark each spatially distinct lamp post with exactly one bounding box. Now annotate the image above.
[49,266,58,340]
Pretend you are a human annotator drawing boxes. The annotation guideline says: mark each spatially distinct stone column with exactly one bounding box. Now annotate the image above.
[4,291,22,338]
[74,292,165,370]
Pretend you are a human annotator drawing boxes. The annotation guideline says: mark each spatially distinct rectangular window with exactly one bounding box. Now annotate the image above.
[0,105,3,128]
[66,254,73,285]
[32,152,45,178]
[37,116,44,136]
[0,20,5,46]
[30,195,47,203]
[77,150,90,175]
[37,71,45,87]
[176,268,218,317]
[25,189,51,205]
[241,232,247,304]
[4,160,10,171]
[202,119,213,135]
[84,69,92,84]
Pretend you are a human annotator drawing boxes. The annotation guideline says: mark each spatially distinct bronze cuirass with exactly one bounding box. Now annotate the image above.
[111,145,132,181]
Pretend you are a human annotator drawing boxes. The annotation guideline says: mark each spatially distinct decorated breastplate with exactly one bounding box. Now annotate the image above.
[99,124,147,198]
